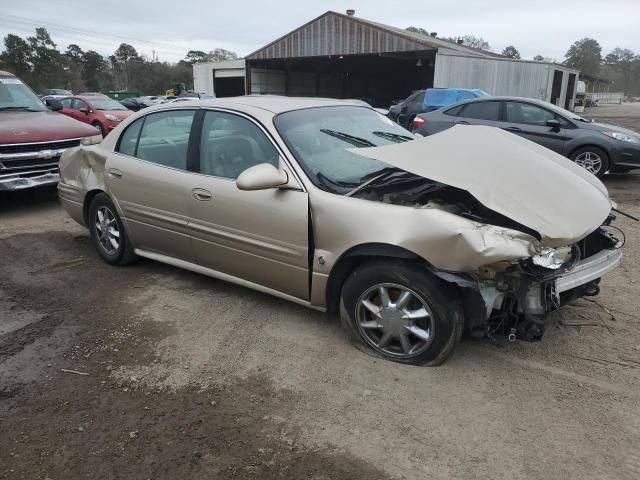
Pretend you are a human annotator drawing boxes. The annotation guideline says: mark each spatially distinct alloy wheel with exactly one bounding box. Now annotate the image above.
[355,283,435,359]
[574,151,603,174]
[94,206,120,255]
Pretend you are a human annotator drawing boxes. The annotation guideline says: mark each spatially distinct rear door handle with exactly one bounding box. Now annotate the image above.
[505,126,522,132]
[456,120,470,125]
[108,168,123,179]
[192,188,212,201]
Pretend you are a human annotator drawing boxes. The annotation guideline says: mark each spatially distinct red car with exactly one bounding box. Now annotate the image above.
[59,95,132,137]
[0,70,101,192]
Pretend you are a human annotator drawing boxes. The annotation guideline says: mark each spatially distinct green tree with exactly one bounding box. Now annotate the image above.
[533,54,545,61]
[564,38,602,75]
[184,50,208,64]
[27,28,65,91]
[501,45,521,59]
[604,48,638,95]
[0,34,32,78]
[207,48,238,62]
[112,43,139,90]
[443,35,491,51]
[406,26,429,36]
[82,50,109,91]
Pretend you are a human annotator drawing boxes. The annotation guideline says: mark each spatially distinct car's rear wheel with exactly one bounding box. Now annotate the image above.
[92,121,106,137]
[340,261,463,365]
[88,193,137,265]
[570,146,609,178]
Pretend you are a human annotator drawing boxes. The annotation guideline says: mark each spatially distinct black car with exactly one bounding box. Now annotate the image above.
[387,90,425,128]
[119,97,154,112]
[413,96,640,177]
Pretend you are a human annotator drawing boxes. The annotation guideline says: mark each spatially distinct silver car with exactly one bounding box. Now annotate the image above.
[58,97,622,365]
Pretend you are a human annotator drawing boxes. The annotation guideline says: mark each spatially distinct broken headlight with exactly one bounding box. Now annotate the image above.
[531,246,573,269]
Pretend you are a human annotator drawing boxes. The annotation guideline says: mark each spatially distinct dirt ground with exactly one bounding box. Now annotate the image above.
[1,109,640,479]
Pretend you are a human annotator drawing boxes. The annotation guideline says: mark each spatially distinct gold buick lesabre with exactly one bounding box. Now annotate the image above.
[58,97,622,365]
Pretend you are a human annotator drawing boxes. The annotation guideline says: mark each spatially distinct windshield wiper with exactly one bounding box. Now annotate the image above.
[316,172,358,194]
[320,129,376,147]
[372,131,414,143]
[0,106,41,112]
[346,167,405,197]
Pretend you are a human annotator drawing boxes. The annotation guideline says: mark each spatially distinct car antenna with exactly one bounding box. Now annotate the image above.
[612,207,639,222]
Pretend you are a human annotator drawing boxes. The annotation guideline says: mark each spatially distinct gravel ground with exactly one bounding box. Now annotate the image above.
[1,111,640,479]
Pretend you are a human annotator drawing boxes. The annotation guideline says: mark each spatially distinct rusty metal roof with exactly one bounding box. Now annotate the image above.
[247,11,499,60]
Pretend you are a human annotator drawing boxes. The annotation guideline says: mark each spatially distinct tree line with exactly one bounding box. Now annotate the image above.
[407,27,640,95]
[0,27,238,95]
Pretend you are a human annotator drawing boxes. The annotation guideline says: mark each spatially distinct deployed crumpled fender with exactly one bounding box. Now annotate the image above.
[350,125,612,247]
[57,146,108,225]
[310,188,536,275]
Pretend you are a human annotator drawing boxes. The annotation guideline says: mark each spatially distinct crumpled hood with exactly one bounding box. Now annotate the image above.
[351,125,612,247]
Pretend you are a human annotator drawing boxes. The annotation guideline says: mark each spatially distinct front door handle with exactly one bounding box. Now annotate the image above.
[456,120,470,125]
[108,168,123,179]
[505,126,522,132]
[192,188,212,201]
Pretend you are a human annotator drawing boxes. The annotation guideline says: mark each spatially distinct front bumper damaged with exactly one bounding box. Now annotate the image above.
[555,248,621,293]
[0,168,60,191]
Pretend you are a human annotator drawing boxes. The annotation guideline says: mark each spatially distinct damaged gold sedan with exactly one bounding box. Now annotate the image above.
[58,97,622,365]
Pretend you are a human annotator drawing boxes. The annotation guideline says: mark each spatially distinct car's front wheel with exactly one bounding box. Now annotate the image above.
[340,261,463,365]
[88,193,137,265]
[570,146,609,178]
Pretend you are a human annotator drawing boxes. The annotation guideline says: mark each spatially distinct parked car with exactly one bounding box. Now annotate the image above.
[387,89,425,128]
[41,88,72,99]
[59,96,132,137]
[0,71,102,192]
[412,96,640,178]
[59,97,621,364]
[77,92,107,97]
[388,88,489,128]
[119,97,154,111]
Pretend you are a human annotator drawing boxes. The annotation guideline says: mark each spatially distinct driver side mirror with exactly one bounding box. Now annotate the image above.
[79,107,90,114]
[546,119,561,132]
[44,98,63,111]
[236,163,288,191]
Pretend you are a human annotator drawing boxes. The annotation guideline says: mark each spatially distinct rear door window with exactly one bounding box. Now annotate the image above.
[116,118,144,157]
[458,101,501,121]
[136,110,195,170]
[115,110,195,170]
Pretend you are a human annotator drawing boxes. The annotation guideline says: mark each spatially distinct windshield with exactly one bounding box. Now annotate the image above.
[89,98,128,111]
[274,106,415,194]
[0,78,47,112]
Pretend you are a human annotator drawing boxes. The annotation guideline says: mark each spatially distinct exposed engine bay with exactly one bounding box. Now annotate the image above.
[351,171,623,344]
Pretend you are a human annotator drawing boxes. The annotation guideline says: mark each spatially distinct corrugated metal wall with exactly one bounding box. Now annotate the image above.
[193,63,215,96]
[434,53,553,100]
[248,13,429,59]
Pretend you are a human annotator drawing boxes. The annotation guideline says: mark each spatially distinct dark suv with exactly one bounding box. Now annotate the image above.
[412,96,640,177]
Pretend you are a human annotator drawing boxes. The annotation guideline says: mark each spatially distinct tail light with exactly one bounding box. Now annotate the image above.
[413,116,425,129]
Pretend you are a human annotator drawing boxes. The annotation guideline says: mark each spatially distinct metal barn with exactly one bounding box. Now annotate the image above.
[194,10,580,109]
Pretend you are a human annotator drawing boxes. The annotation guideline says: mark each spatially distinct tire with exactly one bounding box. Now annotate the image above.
[92,121,106,137]
[339,260,463,366]
[88,193,137,265]
[570,146,610,178]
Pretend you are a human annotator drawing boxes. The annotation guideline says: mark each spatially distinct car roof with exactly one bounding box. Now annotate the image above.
[444,96,557,108]
[192,95,368,114]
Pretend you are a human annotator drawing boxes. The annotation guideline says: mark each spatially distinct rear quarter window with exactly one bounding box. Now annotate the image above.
[443,105,464,117]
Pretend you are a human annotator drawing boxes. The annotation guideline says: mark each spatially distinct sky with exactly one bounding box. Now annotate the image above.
[1,0,638,63]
